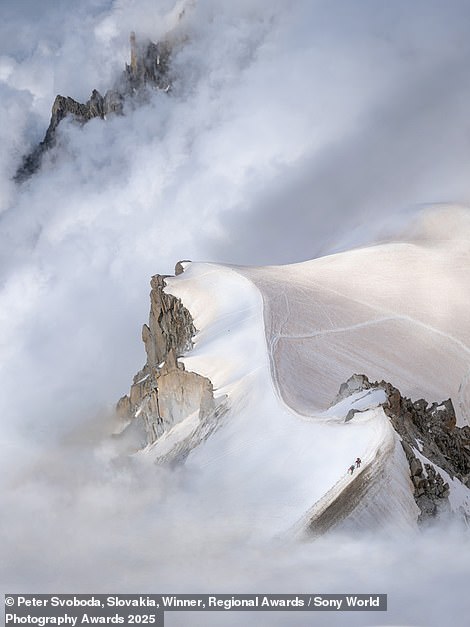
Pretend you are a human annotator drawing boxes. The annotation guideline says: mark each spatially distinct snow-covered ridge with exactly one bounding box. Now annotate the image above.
[126,267,380,531]
[117,228,470,535]
[159,261,419,536]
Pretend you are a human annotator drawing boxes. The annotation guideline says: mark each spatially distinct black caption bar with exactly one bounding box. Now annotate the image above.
[5,594,387,626]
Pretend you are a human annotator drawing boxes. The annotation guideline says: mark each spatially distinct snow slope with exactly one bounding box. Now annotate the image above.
[239,237,470,426]
[142,260,420,537]
[137,225,469,536]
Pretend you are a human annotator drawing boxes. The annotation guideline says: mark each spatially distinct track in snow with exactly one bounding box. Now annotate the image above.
[288,407,397,537]
[236,262,419,534]
[165,261,423,535]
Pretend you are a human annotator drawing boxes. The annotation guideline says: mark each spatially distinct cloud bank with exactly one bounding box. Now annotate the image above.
[1,1,470,625]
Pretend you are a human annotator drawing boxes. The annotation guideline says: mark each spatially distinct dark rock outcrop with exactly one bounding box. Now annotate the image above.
[15,33,172,182]
[116,263,225,461]
[336,374,470,523]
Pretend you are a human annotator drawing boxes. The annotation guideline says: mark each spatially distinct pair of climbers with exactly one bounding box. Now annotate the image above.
[348,458,362,475]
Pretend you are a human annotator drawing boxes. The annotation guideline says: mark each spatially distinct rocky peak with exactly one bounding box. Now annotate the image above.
[127,31,171,91]
[116,263,225,461]
[142,273,195,368]
[15,32,173,182]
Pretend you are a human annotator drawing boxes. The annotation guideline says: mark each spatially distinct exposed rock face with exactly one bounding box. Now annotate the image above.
[15,33,172,182]
[336,374,470,523]
[127,33,172,91]
[116,264,224,461]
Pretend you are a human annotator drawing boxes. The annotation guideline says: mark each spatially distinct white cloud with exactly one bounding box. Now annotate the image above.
[1,2,470,624]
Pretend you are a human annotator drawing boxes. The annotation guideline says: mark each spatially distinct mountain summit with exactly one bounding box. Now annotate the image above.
[15,31,173,182]
[116,229,470,536]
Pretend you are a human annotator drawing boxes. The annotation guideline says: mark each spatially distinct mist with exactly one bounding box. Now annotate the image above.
[1,1,470,626]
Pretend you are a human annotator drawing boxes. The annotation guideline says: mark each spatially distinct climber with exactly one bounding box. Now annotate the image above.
[355,457,362,468]
[348,465,355,475]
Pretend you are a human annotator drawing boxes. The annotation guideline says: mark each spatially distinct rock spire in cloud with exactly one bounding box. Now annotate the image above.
[14,31,173,182]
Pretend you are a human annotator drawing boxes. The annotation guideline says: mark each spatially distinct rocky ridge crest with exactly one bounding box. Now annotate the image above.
[337,374,470,523]
[116,263,225,462]
[15,32,173,182]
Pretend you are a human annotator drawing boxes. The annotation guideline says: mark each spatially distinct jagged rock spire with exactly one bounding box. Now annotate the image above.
[130,31,138,74]
[15,31,173,182]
